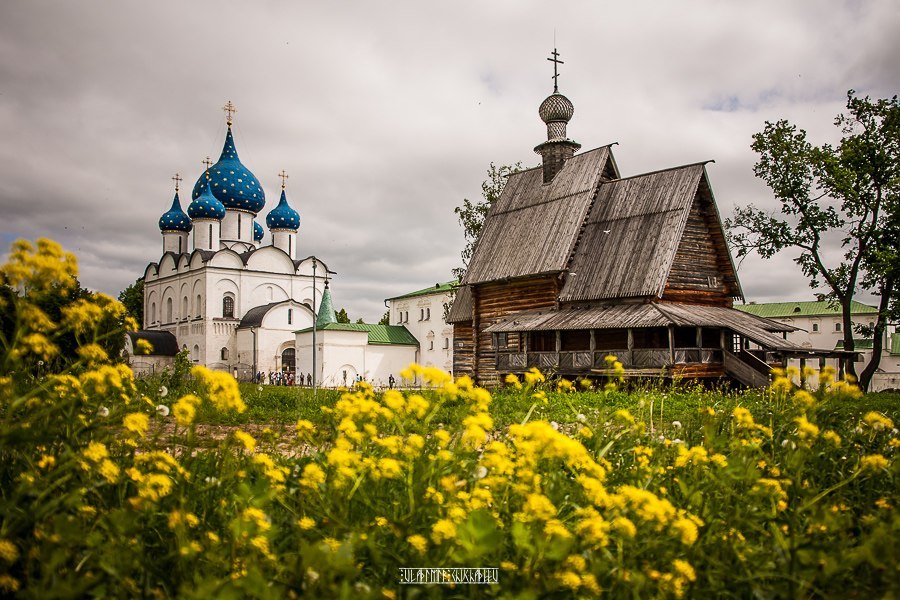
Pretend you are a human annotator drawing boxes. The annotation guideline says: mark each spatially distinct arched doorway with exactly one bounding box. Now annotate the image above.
[281,348,296,373]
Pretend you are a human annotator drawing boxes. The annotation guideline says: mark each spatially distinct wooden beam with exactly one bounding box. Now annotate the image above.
[668,326,675,364]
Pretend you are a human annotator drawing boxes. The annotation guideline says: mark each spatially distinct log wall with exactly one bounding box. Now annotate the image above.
[473,276,559,386]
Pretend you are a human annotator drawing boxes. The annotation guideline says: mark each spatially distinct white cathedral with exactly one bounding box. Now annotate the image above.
[129,103,332,378]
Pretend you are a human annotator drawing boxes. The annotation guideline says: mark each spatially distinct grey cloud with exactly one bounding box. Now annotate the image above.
[0,0,895,321]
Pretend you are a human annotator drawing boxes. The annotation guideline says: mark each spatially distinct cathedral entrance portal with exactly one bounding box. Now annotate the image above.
[281,348,295,373]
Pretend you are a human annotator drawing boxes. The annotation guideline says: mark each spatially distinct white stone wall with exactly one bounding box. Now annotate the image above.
[295,329,417,388]
[388,290,453,374]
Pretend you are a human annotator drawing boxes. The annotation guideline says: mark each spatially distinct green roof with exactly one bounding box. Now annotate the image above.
[891,333,900,356]
[735,300,878,318]
[834,338,874,350]
[295,323,419,346]
[386,280,457,302]
[316,286,337,328]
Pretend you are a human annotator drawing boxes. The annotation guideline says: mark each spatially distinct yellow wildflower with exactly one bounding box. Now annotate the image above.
[0,540,18,563]
[191,365,246,413]
[794,415,820,442]
[295,419,315,437]
[233,430,256,452]
[123,412,149,438]
[407,534,428,554]
[505,373,522,389]
[862,411,894,432]
[135,338,154,355]
[300,463,326,488]
[172,397,197,426]
[431,519,456,544]
[298,517,316,530]
[859,454,890,472]
[823,430,841,446]
[523,367,545,386]
[83,441,108,463]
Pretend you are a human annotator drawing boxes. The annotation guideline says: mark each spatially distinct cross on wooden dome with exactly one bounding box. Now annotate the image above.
[278,169,289,189]
[172,173,182,192]
[547,48,564,93]
[223,100,236,126]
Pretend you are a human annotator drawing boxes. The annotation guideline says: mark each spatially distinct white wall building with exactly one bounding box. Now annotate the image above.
[137,106,334,379]
[386,281,455,374]
[295,285,419,387]
[736,300,900,391]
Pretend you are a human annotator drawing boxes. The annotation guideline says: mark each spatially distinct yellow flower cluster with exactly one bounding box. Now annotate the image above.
[0,238,78,300]
[191,366,246,413]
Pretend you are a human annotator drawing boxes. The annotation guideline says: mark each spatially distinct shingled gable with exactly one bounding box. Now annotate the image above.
[462,145,619,286]
[559,162,742,303]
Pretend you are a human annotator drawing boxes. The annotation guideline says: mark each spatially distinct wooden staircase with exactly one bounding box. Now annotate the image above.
[723,349,771,388]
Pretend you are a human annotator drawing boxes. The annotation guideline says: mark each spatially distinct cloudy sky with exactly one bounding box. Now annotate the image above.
[1,1,897,320]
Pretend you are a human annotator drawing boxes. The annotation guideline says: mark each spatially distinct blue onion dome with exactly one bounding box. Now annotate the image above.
[253,220,264,242]
[265,189,300,231]
[191,126,266,214]
[187,179,226,220]
[158,192,192,232]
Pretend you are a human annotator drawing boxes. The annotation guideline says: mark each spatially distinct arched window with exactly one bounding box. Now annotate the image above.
[196,295,202,317]
[150,302,157,323]
[221,347,229,360]
[281,348,296,373]
[192,345,200,362]
[182,297,188,318]
[223,296,235,318]
[166,298,173,322]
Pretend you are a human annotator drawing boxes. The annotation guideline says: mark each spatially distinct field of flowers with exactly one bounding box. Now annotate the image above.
[1,239,898,598]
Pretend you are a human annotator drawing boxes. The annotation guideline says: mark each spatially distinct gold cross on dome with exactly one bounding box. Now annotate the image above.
[202,156,213,169]
[547,48,564,93]
[172,173,183,192]
[278,169,289,189]
[223,100,236,125]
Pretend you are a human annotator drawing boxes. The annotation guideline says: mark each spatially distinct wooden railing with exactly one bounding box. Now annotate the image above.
[496,349,723,372]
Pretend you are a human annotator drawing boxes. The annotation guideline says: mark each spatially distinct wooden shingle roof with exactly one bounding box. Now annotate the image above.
[462,146,617,286]
[560,163,707,301]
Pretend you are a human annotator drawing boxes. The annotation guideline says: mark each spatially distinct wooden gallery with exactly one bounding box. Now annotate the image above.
[449,62,851,387]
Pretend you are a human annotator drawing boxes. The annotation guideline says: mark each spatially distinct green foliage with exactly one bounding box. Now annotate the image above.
[117,277,144,328]
[378,310,390,326]
[727,91,900,390]
[335,308,350,324]
[452,162,521,281]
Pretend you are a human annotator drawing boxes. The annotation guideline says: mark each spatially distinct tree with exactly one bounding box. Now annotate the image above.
[118,277,144,327]
[378,310,390,325]
[335,308,350,324]
[355,318,365,324]
[726,91,900,391]
[452,162,522,282]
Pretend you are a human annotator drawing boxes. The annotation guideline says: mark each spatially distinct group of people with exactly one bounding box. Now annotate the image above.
[255,371,313,386]
[251,371,398,389]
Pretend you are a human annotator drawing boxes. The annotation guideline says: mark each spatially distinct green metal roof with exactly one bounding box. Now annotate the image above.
[735,300,878,318]
[295,323,419,346]
[316,286,337,327]
[385,280,457,302]
[891,333,900,356]
[834,338,874,350]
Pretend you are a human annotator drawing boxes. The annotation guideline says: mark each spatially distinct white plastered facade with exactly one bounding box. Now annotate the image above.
[387,287,454,374]
[142,245,330,379]
[295,329,417,388]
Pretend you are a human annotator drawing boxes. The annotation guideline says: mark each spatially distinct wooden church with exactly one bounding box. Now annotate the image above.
[448,52,840,387]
